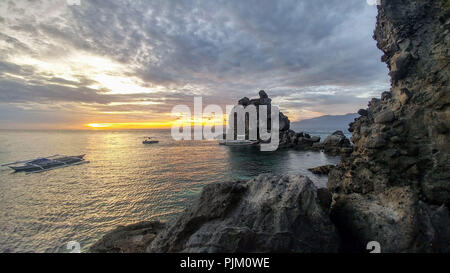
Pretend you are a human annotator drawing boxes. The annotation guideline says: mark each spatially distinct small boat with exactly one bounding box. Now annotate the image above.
[1,154,88,173]
[217,134,258,146]
[143,137,159,144]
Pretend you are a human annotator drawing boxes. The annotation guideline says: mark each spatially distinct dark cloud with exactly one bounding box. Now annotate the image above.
[0,0,389,127]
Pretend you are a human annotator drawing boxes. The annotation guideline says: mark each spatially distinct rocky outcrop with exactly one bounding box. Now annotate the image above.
[320,131,353,155]
[308,165,336,175]
[148,174,339,253]
[89,221,165,253]
[278,130,322,149]
[235,90,290,138]
[233,91,353,153]
[328,0,450,252]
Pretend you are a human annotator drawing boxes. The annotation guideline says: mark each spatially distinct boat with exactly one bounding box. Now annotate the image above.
[1,154,88,173]
[216,134,259,146]
[143,137,159,144]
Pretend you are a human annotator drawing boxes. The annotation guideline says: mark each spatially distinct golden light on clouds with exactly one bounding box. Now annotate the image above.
[7,52,163,95]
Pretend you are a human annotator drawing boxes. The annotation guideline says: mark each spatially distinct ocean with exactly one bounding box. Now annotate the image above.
[0,129,343,253]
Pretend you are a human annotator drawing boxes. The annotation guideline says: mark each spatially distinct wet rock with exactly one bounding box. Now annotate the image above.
[148,174,340,253]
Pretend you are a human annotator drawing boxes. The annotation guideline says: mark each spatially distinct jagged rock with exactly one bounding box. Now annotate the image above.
[89,221,165,253]
[259,90,272,105]
[238,97,250,106]
[259,90,269,98]
[322,131,352,155]
[279,129,297,148]
[279,112,290,131]
[328,0,450,252]
[308,165,335,175]
[381,91,392,101]
[148,174,340,253]
[374,110,395,124]
[233,91,288,141]
[331,188,450,253]
[358,109,368,116]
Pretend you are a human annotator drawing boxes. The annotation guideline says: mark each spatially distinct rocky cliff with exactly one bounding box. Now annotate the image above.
[328,0,449,252]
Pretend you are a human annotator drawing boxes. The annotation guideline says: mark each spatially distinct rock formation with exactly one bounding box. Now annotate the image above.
[308,165,336,175]
[148,174,339,253]
[234,90,290,139]
[315,131,353,155]
[328,0,450,252]
[234,91,340,150]
[90,221,165,253]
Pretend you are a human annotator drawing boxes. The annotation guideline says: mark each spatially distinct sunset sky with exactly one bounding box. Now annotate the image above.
[0,0,389,130]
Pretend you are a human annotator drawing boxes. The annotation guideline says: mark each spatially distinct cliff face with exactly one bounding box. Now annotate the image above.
[328,0,450,252]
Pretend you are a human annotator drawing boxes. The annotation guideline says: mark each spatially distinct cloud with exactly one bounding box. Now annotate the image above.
[0,0,389,128]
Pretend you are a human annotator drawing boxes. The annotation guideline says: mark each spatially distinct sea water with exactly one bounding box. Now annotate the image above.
[0,129,342,252]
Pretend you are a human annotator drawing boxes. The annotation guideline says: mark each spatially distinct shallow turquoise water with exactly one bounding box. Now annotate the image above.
[0,130,340,252]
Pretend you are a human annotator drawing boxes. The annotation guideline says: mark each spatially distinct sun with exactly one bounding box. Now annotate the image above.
[87,123,113,128]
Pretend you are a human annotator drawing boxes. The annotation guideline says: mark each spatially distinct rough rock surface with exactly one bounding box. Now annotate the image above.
[308,165,336,175]
[89,221,165,253]
[321,131,353,155]
[148,174,339,253]
[328,0,450,252]
[233,91,327,149]
[233,91,351,152]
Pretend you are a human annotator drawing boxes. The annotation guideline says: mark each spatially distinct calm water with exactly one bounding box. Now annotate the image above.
[0,130,340,253]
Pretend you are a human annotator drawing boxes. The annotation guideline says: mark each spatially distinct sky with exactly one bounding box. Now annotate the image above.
[0,0,389,130]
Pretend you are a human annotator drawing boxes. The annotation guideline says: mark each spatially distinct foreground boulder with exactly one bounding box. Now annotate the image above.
[148,174,339,253]
[90,221,165,253]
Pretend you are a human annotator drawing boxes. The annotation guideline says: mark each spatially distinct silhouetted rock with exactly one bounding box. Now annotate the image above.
[259,90,269,98]
[279,112,290,131]
[358,109,368,116]
[238,97,250,106]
